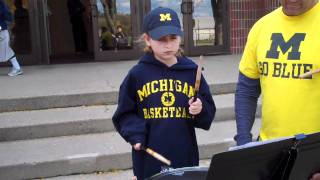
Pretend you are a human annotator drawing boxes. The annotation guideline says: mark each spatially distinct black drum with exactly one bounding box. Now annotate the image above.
[148,166,208,180]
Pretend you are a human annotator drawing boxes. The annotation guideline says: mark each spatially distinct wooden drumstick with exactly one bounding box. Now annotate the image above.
[299,69,320,79]
[193,55,204,102]
[190,55,204,119]
[141,146,171,166]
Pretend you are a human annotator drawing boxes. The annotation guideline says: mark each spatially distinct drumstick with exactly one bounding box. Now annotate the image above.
[141,146,171,166]
[299,69,320,79]
[190,55,204,119]
[193,55,204,102]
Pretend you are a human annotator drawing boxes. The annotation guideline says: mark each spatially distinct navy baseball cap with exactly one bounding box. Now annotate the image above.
[142,7,183,40]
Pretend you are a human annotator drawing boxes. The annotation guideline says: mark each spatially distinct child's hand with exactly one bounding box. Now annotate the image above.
[133,143,142,151]
[188,97,202,115]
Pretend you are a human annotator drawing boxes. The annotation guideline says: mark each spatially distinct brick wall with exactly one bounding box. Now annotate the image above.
[229,0,280,54]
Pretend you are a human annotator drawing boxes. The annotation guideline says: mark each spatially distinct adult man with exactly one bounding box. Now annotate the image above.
[235,0,320,145]
[235,0,320,143]
[235,1,320,177]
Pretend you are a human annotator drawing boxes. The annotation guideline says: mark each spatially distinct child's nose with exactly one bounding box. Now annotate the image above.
[164,41,172,48]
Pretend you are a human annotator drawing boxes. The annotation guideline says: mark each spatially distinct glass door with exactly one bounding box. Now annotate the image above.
[146,0,229,56]
[4,0,41,64]
[90,0,142,61]
[186,0,229,55]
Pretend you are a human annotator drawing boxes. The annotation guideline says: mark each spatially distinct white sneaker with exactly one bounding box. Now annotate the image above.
[8,69,23,76]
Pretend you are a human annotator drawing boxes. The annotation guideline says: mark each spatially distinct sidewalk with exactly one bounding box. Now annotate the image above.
[0,55,241,100]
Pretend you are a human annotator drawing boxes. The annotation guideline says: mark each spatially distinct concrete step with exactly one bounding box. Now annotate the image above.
[214,94,261,122]
[0,105,116,141]
[0,119,261,180]
[0,94,261,141]
[0,91,117,113]
[41,159,212,180]
[0,83,236,113]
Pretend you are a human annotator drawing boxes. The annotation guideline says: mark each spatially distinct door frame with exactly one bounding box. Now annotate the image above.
[36,0,51,64]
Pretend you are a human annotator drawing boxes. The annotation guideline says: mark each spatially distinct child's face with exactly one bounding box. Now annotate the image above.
[145,34,181,62]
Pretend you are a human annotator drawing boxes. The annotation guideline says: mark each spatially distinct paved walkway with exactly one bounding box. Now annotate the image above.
[0,55,241,99]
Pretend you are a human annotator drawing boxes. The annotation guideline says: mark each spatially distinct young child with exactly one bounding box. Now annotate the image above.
[112,7,216,180]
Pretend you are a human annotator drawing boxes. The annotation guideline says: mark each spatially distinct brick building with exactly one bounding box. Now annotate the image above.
[230,0,280,54]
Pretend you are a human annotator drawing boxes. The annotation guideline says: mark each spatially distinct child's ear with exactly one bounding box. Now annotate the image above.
[144,34,151,46]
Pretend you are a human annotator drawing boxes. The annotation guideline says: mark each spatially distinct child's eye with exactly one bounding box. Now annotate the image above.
[159,35,178,41]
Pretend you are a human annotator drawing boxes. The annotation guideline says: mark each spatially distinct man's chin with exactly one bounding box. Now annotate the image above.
[282,6,305,16]
[283,9,301,16]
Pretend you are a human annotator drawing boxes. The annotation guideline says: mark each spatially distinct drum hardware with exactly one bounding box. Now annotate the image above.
[148,166,209,180]
[160,166,174,174]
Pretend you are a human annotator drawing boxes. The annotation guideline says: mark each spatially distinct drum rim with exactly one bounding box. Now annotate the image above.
[149,166,209,179]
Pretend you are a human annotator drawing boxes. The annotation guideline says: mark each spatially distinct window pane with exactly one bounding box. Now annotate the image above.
[97,0,132,51]
[193,0,223,46]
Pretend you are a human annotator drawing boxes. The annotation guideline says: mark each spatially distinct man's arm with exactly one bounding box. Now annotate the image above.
[234,72,261,146]
[310,173,320,180]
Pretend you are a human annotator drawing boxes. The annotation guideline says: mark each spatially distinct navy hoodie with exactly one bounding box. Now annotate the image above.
[112,53,216,179]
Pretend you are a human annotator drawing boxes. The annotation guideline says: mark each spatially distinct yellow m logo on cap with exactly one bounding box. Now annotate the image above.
[160,13,172,21]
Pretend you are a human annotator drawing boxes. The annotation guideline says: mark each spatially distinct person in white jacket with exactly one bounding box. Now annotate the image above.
[0,0,23,76]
